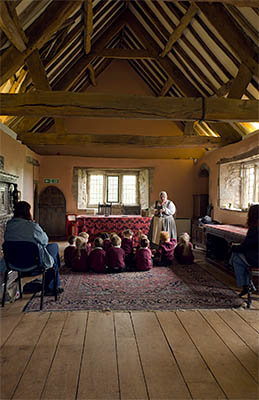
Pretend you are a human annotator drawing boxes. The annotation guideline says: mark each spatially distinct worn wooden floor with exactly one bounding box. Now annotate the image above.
[1,247,259,400]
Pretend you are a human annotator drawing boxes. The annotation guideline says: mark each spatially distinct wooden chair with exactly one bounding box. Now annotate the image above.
[247,267,259,308]
[1,241,57,310]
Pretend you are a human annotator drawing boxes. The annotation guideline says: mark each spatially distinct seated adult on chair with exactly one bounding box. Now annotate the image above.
[0,201,64,295]
[229,204,259,297]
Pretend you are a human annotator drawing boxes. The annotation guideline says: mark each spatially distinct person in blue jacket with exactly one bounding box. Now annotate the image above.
[1,201,64,295]
[230,204,259,297]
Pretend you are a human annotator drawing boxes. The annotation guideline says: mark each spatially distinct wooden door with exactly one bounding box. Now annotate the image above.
[39,186,66,239]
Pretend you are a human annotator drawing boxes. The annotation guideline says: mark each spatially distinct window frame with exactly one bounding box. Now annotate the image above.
[219,155,259,212]
[107,175,119,203]
[86,169,139,207]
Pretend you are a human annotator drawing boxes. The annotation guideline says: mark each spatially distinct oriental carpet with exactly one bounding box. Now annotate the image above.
[23,262,242,312]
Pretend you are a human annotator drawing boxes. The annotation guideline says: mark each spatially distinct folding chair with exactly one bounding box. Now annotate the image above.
[1,241,57,310]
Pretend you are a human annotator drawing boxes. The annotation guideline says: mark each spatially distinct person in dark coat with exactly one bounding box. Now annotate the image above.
[106,235,126,273]
[88,237,107,273]
[1,201,63,295]
[71,236,88,272]
[230,204,259,297]
[174,232,194,265]
[121,229,134,270]
[100,232,111,252]
[153,231,176,266]
[64,235,76,268]
[135,238,153,271]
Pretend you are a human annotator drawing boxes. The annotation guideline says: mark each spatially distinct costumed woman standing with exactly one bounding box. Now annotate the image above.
[148,191,177,246]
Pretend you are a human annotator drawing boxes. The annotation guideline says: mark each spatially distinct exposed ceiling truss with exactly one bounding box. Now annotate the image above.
[0,0,258,158]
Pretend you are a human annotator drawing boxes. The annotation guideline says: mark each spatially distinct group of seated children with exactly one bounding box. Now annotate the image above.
[64,229,194,273]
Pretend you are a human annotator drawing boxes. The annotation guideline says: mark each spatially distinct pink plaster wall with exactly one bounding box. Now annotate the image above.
[57,60,183,139]
[38,156,196,218]
[1,129,41,213]
[194,132,259,226]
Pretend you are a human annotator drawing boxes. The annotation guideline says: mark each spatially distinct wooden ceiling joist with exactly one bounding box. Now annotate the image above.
[17,132,221,148]
[171,0,259,5]
[0,1,27,53]
[228,63,253,99]
[25,49,51,91]
[83,0,93,54]
[1,92,258,123]
[25,49,65,134]
[159,78,174,97]
[0,0,83,86]
[196,3,259,78]
[160,3,199,58]
[125,9,200,98]
[54,9,127,91]
[87,64,96,86]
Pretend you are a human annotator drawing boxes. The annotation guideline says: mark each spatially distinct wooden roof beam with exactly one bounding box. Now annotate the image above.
[228,63,253,99]
[54,9,127,91]
[88,65,96,86]
[83,0,93,54]
[1,92,258,123]
[0,1,27,52]
[17,132,221,148]
[196,3,258,78]
[124,9,200,97]
[25,49,64,134]
[169,1,259,6]
[160,3,198,57]
[159,78,174,97]
[0,1,83,86]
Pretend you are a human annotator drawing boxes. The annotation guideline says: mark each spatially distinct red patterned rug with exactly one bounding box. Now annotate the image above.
[23,263,242,312]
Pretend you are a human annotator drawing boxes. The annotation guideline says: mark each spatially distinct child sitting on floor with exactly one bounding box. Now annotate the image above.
[121,229,134,270]
[71,236,89,272]
[174,232,194,265]
[100,232,112,252]
[134,230,148,252]
[78,231,91,255]
[64,235,76,268]
[135,237,153,271]
[106,235,126,273]
[153,231,176,266]
[88,237,107,273]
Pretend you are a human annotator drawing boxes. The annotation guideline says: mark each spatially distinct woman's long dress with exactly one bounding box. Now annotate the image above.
[148,200,177,245]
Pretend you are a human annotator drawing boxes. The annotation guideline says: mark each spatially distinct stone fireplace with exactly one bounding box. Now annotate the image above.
[0,163,19,296]
[0,168,19,254]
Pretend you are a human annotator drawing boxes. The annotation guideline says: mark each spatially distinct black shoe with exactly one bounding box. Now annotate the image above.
[239,286,249,297]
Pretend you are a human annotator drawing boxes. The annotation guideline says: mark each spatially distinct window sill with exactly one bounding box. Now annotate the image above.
[220,207,247,212]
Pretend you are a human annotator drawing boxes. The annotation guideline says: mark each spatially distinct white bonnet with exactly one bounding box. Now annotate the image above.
[159,191,167,197]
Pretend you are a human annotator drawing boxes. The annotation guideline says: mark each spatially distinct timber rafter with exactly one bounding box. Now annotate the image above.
[17,132,222,148]
[1,92,258,123]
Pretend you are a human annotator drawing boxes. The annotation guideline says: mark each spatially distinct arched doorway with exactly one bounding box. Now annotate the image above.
[39,186,66,239]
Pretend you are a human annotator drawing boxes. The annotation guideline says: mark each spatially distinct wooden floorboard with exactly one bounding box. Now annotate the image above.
[201,310,259,384]
[12,312,67,400]
[0,309,258,400]
[77,311,119,399]
[177,310,259,399]
[1,249,259,400]
[114,312,148,399]
[156,310,226,399]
